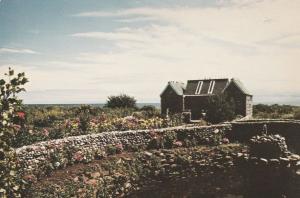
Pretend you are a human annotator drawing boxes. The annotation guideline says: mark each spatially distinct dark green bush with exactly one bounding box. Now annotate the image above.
[105,94,137,109]
[163,131,177,148]
[205,94,235,124]
[140,105,159,118]
[77,105,92,127]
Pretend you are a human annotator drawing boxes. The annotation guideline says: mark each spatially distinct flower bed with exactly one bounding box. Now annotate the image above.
[24,144,246,198]
[13,115,184,147]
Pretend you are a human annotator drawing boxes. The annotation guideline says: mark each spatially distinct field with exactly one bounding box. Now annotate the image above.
[253,104,300,119]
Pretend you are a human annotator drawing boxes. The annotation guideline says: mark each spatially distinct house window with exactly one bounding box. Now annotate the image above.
[208,80,215,94]
[195,81,203,94]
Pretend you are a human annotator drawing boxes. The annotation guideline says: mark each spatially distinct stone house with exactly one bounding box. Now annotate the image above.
[160,78,253,120]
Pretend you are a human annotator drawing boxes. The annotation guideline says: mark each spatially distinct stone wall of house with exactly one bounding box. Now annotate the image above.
[245,95,253,116]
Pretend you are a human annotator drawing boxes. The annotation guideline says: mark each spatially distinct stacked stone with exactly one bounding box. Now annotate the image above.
[236,134,300,197]
[236,134,300,168]
[16,124,230,179]
[249,134,289,159]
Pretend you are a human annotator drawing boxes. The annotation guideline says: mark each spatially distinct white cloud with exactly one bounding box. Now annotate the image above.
[0,48,39,54]
[73,8,157,18]
[4,0,299,104]
[69,0,300,103]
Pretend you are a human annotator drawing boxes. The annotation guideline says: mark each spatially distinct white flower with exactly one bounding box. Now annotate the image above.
[2,112,8,119]
[54,162,60,167]
[2,120,7,126]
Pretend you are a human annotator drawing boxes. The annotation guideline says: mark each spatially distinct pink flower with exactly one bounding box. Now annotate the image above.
[73,151,84,161]
[43,129,49,136]
[85,179,98,186]
[17,112,25,119]
[23,174,37,183]
[13,124,21,131]
[222,138,230,144]
[173,141,183,147]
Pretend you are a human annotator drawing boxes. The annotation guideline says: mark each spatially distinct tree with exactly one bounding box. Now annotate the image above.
[105,94,137,109]
[0,67,28,197]
[205,94,236,124]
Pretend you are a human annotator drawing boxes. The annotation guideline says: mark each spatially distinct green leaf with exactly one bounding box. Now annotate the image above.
[0,79,5,86]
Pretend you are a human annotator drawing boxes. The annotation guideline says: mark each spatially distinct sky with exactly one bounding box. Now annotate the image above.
[0,0,299,105]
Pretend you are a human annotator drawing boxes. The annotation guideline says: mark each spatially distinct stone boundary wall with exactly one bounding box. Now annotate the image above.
[16,124,230,178]
[16,119,300,179]
[228,119,300,153]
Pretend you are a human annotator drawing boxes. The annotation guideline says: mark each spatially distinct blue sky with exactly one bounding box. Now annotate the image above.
[0,0,299,104]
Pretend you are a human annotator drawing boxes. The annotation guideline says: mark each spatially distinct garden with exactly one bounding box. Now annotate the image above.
[1,68,300,198]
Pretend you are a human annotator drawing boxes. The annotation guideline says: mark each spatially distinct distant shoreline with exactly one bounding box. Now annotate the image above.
[24,103,161,108]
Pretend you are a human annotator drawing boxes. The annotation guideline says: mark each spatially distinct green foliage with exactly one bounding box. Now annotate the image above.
[77,105,92,133]
[0,67,28,197]
[106,144,123,155]
[105,94,137,109]
[163,131,177,149]
[293,109,300,120]
[139,105,160,118]
[253,104,298,119]
[205,94,236,124]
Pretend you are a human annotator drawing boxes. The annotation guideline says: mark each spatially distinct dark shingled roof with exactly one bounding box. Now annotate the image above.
[161,78,251,96]
[184,78,229,95]
[160,81,186,96]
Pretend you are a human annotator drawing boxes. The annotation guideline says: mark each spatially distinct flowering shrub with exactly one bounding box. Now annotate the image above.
[65,115,167,134]
[11,114,174,148]
[0,68,28,197]
[9,102,189,147]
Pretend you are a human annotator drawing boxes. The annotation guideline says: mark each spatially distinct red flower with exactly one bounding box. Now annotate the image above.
[17,112,25,119]
[43,129,49,136]
[23,174,37,183]
[73,151,84,161]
